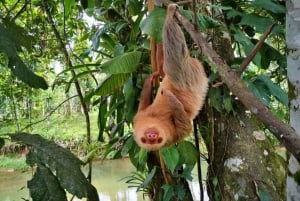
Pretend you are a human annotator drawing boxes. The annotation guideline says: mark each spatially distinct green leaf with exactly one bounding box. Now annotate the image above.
[239,14,273,33]
[28,165,68,201]
[258,189,272,201]
[92,23,118,50]
[178,141,199,166]
[0,25,48,89]
[232,25,261,66]
[251,0,285,14]
[64,0,76,17]
[256,75,288,106]
[140,8,166,42]
[161,146,180,173]
[9,133,99,201]
[2,19,36,51]
[246,79,270,106]
[223,95,233,113]
[121,136,133,157]
[138,166,156,191]
[85,73,130,100]
[101,51,142,74]
[162,185,174,201]
[181,165,194,181]
[208,87,222,112]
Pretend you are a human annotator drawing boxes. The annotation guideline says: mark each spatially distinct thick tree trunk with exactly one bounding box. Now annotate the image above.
[202,103,286,201]
[286,0,300,200]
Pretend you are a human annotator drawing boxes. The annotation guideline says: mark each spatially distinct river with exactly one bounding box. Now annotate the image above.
[0,158,208,201]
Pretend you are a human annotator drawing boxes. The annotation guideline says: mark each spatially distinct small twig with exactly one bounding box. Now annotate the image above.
[21,95,79,131]
[236,23,275,76]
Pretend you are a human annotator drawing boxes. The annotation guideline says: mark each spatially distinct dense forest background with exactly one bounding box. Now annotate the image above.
[1,0,300,200]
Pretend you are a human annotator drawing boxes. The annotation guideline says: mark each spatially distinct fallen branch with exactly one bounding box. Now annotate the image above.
[174,10,300,163]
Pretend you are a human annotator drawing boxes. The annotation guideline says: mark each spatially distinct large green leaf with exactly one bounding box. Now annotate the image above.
[161,146,180,173]
[246,79,270,106]
[140,8,166,42]
[178,141,199,166]
[256,75,288,106]
[138,166,157,191]
[0,24,48,89]
[232,25,261,66]
[64,0,76,17]
[162,185,174,201]
[92,22,118,50]
[85,73,130,100]
[251,0,285,14]
[9,133,99,201]
[101,51,142,74]
[28,166,68,201]
[239,14,273,33]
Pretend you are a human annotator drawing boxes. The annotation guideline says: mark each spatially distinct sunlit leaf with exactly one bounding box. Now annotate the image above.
[64,0,76,17]
[101,51,142,74]
[85,73,130,100]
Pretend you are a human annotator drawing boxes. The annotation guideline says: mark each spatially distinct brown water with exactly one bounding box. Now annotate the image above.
[0,158,207,201]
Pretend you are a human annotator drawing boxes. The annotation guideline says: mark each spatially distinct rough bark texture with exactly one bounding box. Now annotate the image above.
[201,103,286,201]
[286,0,300,200]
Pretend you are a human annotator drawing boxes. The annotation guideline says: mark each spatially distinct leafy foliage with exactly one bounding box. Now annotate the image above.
[9,133,99,201]
[161,146,180,173]
[0,24,48,89]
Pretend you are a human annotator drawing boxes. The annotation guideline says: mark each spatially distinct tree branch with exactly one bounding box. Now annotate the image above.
[174,10,300,163]
[236,23,276,76]
[21,95,79,131]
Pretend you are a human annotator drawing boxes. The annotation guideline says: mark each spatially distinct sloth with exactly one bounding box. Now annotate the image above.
[133,4,208,151]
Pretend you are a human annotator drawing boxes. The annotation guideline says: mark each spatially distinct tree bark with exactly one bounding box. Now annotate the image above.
[286,0,300,200]
[201,103,286,200]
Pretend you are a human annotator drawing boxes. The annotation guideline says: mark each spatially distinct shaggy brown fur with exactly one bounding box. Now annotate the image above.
[133,4,208,150]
